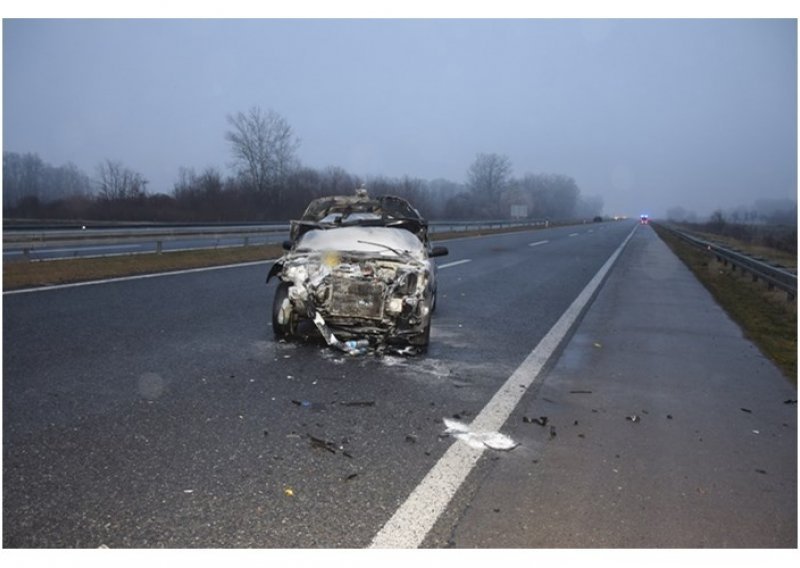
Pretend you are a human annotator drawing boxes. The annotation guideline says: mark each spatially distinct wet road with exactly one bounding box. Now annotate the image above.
[3,220,795,548]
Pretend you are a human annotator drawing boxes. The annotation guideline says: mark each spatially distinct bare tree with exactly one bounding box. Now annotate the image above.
[96,159,147,200]
[709,209,726,230]
[225,106,300,205]
[4,152,93,209]
[3,152,46,206]
[467,153,512,217]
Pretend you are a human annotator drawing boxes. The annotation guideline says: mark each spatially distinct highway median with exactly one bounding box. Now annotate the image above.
[3,224,547,291]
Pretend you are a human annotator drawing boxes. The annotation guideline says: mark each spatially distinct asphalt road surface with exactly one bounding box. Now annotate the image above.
[3,221,795,548]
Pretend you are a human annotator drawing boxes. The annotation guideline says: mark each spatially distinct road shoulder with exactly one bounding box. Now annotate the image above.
[438,225,797,548]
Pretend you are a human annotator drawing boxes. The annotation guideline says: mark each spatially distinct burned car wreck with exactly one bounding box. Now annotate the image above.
[267,189,448,354]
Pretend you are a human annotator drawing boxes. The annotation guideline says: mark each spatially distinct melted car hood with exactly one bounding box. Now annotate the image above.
[294,226,427,261]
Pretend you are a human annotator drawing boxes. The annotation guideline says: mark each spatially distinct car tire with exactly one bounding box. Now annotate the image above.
[272,282,297,339]
[409,316,431,353]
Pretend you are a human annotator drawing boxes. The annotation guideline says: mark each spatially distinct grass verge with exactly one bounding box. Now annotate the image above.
[2,224,547,291]
[3,245,284,290]
[676,227,796,270]
[653,224,797,382]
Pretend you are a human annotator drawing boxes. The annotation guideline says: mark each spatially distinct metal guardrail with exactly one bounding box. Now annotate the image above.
[656,222,797,300]
[3,219,551,258]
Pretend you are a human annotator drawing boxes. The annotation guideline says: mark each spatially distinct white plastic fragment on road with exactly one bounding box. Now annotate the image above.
[443,418,518,451]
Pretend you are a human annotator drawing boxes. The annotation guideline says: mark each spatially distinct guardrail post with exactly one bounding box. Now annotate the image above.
[156,240,162,254]
[23,248,30,261]
[244,236,250,247]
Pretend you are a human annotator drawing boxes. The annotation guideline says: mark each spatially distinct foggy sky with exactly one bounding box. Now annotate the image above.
[2,18,797,218]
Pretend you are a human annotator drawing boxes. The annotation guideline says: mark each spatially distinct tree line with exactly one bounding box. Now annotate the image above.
[3,107,602,223]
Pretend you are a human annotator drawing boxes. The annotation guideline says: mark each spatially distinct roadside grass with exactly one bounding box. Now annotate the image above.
[3,245,284,290]
[653,224,797,382]
[2,224,552,291]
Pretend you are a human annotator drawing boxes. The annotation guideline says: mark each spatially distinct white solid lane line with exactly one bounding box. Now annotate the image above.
[529,240,549,247]
[438,259,472,269]
[369,224,638,549]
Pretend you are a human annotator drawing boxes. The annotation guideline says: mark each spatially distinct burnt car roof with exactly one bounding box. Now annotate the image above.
[300,193,424,223]
[290,192,428,244]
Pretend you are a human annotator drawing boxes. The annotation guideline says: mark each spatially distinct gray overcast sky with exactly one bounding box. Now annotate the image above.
[2,18,797,217]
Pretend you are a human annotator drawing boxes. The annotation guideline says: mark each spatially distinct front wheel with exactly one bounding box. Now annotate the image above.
[272,282,297,339]
[408,316,431,353]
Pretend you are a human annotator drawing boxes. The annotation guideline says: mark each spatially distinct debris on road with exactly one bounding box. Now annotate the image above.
[569,390,593,394]
[755,469,767,475]
[308,434,337,454]
[405,434,417,444]
[345,473,359,482]
[284,487,295,497]
[306,433,355,458]
[523,416,548,426]
[784,399,797,405]
[626,414,641,423]
[443,418,518,451]
[740,408,752,413]
[549,425,557,439]
[338,400,375,407]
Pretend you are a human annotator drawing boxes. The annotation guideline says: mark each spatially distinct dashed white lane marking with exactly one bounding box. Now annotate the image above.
[568,232,580,237]
[2,260,274,295]
[368,224,638,549]
[529,240,549,247]
[438,259,472,269]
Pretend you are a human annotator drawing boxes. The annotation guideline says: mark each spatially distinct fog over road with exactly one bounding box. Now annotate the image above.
[3,221,795,548]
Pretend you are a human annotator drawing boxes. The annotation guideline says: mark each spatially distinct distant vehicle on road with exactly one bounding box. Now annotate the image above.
[266,188,448,354]
[593,216,603,223]
[640,214,649,225]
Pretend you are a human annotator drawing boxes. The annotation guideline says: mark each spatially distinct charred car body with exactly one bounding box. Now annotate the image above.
[267,189,448,354]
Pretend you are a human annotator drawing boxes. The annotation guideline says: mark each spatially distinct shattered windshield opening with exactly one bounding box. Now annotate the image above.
[289,193,429,245]
[300,195,424,224]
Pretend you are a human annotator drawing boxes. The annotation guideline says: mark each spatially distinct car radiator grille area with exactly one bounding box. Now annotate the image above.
[328,277,385,320]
